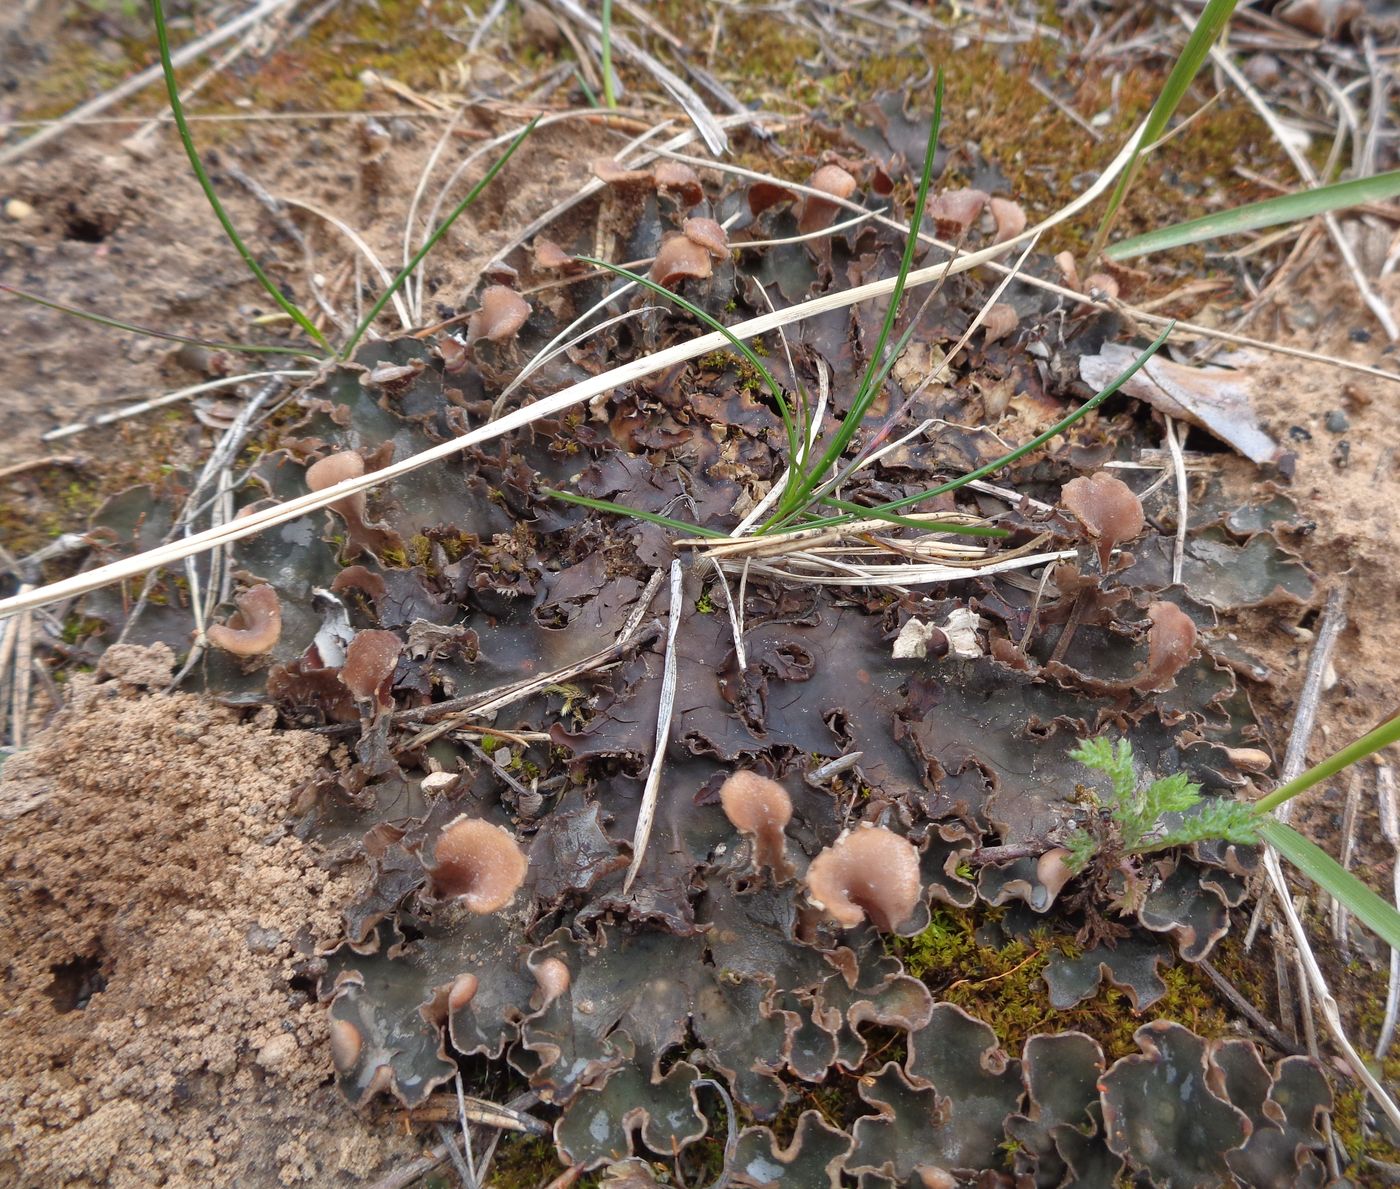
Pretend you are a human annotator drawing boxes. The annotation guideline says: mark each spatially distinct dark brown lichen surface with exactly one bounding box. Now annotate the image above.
[72,114,1331,1185]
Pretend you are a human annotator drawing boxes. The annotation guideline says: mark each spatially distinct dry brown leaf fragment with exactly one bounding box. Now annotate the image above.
[1078,343,1281,465]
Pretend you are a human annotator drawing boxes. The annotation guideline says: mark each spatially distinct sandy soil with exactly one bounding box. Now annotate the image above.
[1,2,1399,1186]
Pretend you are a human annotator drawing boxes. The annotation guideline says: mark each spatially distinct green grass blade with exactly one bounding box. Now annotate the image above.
[1089,0,1238,260]
[814,496,1010,537]
[773,70,944,524]
[573,255,803,503]
[341,118,538,358]
[1,283,321,358]
[542,488,726,537]
[1254,712,1400,814]
[783,322,1174,534]
[601,0,618,109]
[1258,818,1400,953]
[1108,169,1400,260]
[149,0,330,353]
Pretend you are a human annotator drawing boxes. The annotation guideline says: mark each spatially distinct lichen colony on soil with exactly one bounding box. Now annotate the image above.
[27,96,1348,1184]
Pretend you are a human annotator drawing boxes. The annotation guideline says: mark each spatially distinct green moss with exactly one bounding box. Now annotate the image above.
[889,906,1239,1062]
[488,1135,568,1189]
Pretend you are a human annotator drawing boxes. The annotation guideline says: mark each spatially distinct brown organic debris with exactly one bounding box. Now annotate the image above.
[205,584,282,657]
[426,816,528,911]
[1061,472,1146,571]
[805,825,921,932]
[1078,344,1281,465]
[718,771,794,880]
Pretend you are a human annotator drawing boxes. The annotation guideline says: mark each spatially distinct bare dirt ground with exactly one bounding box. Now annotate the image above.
[2,1,1399,1186]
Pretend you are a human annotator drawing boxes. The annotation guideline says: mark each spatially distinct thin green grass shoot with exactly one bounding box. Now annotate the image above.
[765,70,945,531]
[149,0,329,353]
[1255,711,1400,815]
[787,322,1173,535]
[340,118,538,359]
[0,284,322,358]
[600,0,618,109]
[1088,0,1238,261]
[572,255,807,509]
[1107,168,1400,259]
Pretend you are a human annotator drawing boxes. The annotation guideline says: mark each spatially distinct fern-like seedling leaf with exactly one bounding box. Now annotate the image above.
[1063,828,1099,873]
[1148,800,1261,852]
[1142,770,1201,818]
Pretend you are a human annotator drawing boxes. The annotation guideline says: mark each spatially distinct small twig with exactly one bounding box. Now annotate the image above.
[0,453,81,479]
[394,617,661,748]
[1198,958,1305,1055]
[435,1123,475,1189]
[707,558,745,673]
[623,559,683,893]
[808,752,863,784]
[454,1071,478,1189]
[1279,586,1349,816]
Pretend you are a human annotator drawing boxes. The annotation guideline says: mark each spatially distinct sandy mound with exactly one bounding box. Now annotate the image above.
[0,645,412,1187]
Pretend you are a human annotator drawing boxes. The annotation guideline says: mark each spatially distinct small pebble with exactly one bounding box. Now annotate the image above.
[5,198,34,221]
[1288,425,1312,442]
[256,1034,297,1069]
[1349,328,1372,343]
[1324,410,1349,433]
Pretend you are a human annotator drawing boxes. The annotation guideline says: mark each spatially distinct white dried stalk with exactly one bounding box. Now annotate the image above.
[543,0,727,154]
[1262,843,1400,1131]
[0,0,297,168]
[1376,764,1400,1060]
[623,559,683,894]
[43,370,314,442]
[277,196,411,330]
[655,145,1400,383]
[1163,416,1188,586]
[1331,767,1363,951]
[1203,28,1399,340]
[723,547,1077,587]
